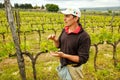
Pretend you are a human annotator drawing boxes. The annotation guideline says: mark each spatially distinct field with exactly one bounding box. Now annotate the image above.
[0,9,120,80]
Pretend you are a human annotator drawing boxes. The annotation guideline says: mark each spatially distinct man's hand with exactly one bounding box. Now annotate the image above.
[50,51,80,63]
[50,51,64,57]
[47,34,59,47]
[47,34,56,41]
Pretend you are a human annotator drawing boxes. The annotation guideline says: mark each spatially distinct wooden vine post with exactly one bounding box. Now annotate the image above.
[4,0,26,80]
[15,10,21,44]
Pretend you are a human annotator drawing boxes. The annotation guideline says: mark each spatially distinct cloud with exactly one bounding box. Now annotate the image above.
[45,0,95,1]
[0,0,120,8]
[44,0,120,8]
[0,0,45,6]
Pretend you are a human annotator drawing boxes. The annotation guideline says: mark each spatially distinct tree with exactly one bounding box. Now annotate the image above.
[45,4,59,12]
[33,5,40,9]
[14,3,19,8]
[41,4,44,9]
[108,9,112,14]
[16,3,33,9]
[0,3,4,8]
[25,4,33,9]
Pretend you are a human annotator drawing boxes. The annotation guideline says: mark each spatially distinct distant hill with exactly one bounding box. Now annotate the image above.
[60,6,120,11]
[80,6,120,11]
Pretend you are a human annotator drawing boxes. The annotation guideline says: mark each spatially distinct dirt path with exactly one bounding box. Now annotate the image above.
[0,57,17,66]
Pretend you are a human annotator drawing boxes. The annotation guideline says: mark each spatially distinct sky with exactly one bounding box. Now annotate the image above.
[0,0,120,8]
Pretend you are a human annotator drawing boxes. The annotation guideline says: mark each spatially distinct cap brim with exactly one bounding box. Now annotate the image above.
[61,11,71,15]
[61,10,80,17]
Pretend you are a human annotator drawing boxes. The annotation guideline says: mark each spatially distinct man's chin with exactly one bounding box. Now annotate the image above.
[65,24,69,27]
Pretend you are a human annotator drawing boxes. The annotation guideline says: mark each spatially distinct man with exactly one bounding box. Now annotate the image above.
[48,8,91,80]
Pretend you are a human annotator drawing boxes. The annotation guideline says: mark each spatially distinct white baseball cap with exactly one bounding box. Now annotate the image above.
[61,8,81,17]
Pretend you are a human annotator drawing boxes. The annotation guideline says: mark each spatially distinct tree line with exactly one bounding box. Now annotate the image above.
[0,2,34,9]
[0,3,59,12]
[14,3,33,9]
[0,3,4,8]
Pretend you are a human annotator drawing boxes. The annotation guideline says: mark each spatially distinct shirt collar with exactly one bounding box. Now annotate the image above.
[65,26,81,34]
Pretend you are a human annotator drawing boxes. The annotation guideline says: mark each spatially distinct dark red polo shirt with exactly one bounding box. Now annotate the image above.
[58,25,91,67]
[65,26,81,34]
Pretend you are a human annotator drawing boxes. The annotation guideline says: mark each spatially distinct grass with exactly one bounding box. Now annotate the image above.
[0,53,59,80]
[0,30,120,80]
[0,10,120,80]
[0,43,120,80]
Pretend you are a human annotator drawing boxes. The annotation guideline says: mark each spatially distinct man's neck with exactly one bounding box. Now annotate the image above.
[68,23,79,32]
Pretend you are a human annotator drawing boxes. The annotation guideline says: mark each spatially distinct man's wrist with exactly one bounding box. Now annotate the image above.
[53,38,58,42]
[61,53,66,58]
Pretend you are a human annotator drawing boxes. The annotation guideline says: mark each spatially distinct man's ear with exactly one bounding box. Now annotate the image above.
[74,17,79,22]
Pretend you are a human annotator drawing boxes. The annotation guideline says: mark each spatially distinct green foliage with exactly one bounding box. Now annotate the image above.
[99,28,111,42]
[14,3,19,8]
[41,5,44,9]
[45,4,59,12]
[90,33,100,44]
[14,3,33,9]
[96,70,112,80]
[116,63,120,71]
[0,3,4,8]
[96,28,120,43]
[0,54,59,80]
[0,10,120,80]
[0,58,2,62]
[40,39,58,52]
[20,41,31,51]
[0,42,15,57]
[97,70,110,76]
[33,5,40,9]
[108,9,112,14]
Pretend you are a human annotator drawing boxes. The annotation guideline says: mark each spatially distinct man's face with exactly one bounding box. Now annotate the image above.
[64,14,77,27]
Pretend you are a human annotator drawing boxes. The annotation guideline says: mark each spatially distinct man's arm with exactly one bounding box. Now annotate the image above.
[50,51,79,63]
[62,53,79,63]
[53,38,59,48]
